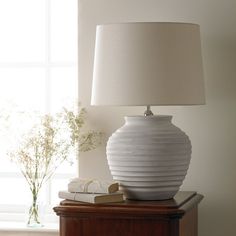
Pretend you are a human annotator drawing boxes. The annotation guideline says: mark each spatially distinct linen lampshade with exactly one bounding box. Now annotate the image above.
[92,22,205,106]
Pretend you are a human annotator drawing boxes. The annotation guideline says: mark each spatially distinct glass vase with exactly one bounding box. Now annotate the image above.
[27,192,44,227]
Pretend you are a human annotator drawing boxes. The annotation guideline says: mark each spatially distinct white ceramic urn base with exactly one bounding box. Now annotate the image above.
[107,116,192,200]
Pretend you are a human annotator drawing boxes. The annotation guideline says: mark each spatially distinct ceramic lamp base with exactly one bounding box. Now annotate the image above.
[107,115,191,200]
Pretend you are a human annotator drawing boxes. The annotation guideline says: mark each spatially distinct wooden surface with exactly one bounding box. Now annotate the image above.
[54,191,203,236]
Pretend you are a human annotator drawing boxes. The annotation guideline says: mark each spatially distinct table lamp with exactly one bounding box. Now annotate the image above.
[91,22,205,200]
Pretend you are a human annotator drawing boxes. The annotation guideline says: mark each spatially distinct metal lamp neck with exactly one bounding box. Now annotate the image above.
[144,105,154,116]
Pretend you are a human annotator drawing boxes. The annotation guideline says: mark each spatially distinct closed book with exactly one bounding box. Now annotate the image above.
[68,178,119,194]
[58,191,124,204]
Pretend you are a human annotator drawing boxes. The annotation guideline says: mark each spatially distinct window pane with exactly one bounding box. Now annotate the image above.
[0,0,46,63]
[0,177,49,206]
[51,0,78,62]
[0,68,46,172]
[0,178,31,204]
[0,160,18,173]
[0,0,78,216]
[0,68,46,111]
[50,68,78,112]
[51,178,72,204]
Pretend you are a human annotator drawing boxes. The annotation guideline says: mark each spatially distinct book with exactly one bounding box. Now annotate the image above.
[58,190,124,204]
[68,178,119,194]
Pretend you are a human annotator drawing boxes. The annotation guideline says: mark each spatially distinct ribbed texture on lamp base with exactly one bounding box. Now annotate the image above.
[107,116,191,200]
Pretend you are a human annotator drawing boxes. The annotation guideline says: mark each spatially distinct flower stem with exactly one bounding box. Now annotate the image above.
[27,187,40,226]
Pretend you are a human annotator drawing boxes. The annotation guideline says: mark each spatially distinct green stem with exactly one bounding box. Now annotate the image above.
[27,186,40,225]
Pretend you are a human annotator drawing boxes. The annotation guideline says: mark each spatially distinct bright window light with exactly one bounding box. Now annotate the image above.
[0,0,78,222]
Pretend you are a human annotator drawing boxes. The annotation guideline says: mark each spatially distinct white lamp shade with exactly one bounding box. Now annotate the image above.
[92,22,205,106]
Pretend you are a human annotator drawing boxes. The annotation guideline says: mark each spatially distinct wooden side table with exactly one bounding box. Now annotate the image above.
[54,191,203,236]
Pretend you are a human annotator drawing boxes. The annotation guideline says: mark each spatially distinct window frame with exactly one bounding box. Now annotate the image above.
[0,0,78,222]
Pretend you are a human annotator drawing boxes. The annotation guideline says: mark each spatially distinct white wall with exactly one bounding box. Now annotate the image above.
[78,0,236,235]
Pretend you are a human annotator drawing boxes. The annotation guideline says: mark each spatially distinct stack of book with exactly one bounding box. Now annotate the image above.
[58,178,124,204]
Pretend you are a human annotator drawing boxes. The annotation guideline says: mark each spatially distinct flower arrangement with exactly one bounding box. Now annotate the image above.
[7,107,102,227]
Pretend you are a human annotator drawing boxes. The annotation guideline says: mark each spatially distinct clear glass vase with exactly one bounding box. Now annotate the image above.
[27,192,44,227]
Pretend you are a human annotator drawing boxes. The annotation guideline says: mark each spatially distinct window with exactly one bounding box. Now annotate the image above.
[0,0,78,222]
